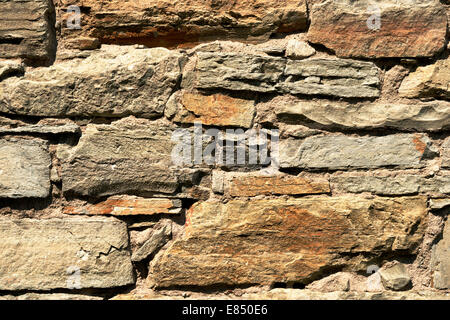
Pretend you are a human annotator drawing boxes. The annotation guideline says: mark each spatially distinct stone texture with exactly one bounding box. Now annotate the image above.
[285,40,315,60]
[379,262,411,291]
[132,224,171,262]
[64,196,182,216]
[0,0,56,65]
[307,0,448,59]
[0,139,50,198]
[306,272,351,292]
[0,123,80,135]
[150,196,427,287]
[430,199,450,210]
[0,46,185,117]
[188,53,380,98]
[399,57,450,100]
[0,217,134,290]
[443,138,450,168]
[432,220,450,289]
[166,91,255,128]
[0,60,24,81]
[227,173,330,197]
[276,100,450,131]
[332,175,450,196]
[0,293,103,300]
[278,58,380,98]
[62,118,198,197]
[56,0,308,49]
[280,134,436,170]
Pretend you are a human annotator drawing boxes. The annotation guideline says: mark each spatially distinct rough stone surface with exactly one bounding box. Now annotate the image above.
[56,0,308,48]
[280,134,437,170]
[0,217,134,290]
[167,91,256,128]
[430,199,450,210]
[307,0,448,59]
[62,118,197,197]
[379,262,411,291]
[443,138,450,168]
[0,123,81,135]
[64,196,182,216]
[0,139,50,198]
[0,293,103,300]
[227,173,330,197]
[188,53,381,98]
[276,100,450,131]
[399,57,450,100]
[132,225,172,262]
[306,272,351,292]
[151,196,427,287]
[0,0,56,65]
[0,60,24,81]
[0,46,185,117]
[432,220,450,289]
[285,40,315,60]
[331,175,450,196]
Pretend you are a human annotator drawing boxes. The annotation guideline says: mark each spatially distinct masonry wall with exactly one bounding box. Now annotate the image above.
[0,0,449,300]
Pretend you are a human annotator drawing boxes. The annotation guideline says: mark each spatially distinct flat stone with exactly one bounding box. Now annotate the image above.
[0,217,134,290]
[307,0,447,59]
[0,123,81,135]
[379,262,411,291]
[227,173,330,197]
[62,117,198,197]
[276,100,450,131]
[306,272,351,292]
[430,199,450,210]
[0,138,50,198]
[0,46,185,117]
[280,134,436,170]
[150,196,427,287]
[432,220,450,289]
[0,60,24,81]
[64,196,182,216]
[0,0,56,65]
[167,91,256,128]
[0,293,103,300]
[132,225,171,262]
[285,40,316,60]
[399,57,450,100]
[332,175,450,196]
[443,138,450,168]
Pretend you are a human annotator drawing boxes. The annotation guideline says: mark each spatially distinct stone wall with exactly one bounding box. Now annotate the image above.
[0,0,449,300]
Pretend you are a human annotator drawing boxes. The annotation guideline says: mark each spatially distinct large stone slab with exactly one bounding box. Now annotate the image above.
[276,100,450,131]
[188,53,380,98]
[0,217,134,290]
[0,139,50,198]
[56,0,308,48]
[399,57,450,100]
[432,220,450,289]
[307,0,447,59]
[150,196,427,287]
[62,118,197,197]
[0,0,56,65]
[279,134,436,170]
[0,46,185,117]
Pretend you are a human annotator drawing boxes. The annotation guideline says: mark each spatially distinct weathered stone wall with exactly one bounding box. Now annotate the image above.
[0,0,449,300]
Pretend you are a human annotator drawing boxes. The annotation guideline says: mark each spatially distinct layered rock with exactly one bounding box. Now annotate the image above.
[0,139,50,198]
[443,138,450,168]
[399,57,450,100]
[0,217,134,290]
[279,134,437,170]
[432,220,450,289]
[56,0,308,48]
[0,46,185,118]
[275,100,450,131]
[0,0,56,65]
[150,196,427,287]
[307,0,448,58]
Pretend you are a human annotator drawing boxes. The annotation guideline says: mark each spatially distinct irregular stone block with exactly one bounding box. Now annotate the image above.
[379,262,411,291]
[444,138,450,168]
[56,0,308,48]
[285,40,316,60]
[399,57,450,100]
[0,46,185,117]
[150,196,427,287]
[0,123,81,135]
[62,118,198,197]
[64,196,182,216]
[432,220,450,289]
[0,60,24,81]
[0,139,50,198]
[276,100,450,131]
[132,225,171,262]
[0,217,134,290]
[167,91,255,128]
[0,0,56,65]
[227,173,330,197]
[280,134,436,170]
[307,0,447,59]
